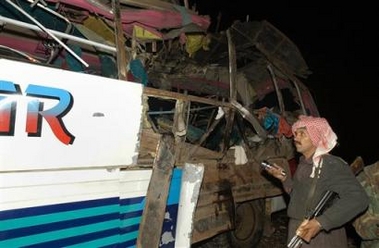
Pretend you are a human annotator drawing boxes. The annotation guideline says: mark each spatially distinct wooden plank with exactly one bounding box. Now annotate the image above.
[112,0,128,80]
[137,134,176,248]
[138,128,161,157]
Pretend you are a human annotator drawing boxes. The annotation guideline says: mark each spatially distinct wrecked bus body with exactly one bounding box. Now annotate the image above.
[0,1,319,247]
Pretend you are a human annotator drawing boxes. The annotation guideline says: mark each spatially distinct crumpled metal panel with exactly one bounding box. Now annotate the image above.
[230,20,311,79]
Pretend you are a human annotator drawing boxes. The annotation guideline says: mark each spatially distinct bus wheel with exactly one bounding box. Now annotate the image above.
[229,199,265,247]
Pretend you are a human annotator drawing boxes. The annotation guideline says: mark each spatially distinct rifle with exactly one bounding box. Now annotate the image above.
[287,190,338,248]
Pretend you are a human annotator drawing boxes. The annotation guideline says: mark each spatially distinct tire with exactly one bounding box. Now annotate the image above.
[229,199,265,247]
[191,199,265,248]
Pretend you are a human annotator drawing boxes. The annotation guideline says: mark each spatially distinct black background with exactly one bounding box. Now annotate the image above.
[187,1,379,165]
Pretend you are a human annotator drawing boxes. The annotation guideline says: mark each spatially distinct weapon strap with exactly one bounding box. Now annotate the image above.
[304,158,323,217]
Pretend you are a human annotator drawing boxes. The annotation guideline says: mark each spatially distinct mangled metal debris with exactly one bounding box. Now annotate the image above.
[0,1,320,247]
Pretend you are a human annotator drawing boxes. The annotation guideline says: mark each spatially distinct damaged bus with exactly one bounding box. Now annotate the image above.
[0,0,319,247]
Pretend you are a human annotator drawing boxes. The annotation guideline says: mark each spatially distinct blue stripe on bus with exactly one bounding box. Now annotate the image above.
[24,228,120,248]
[0,197,119,220]
[0,168,182,247]
[120,196,145,206]
[122,209,143,219]
[0,205,120,231]
[0,219,121,247]
[0,212,119,239]
[167,169,182,205]
[120,223,139,234]
[67,231,139,248]
[0,198,142,246]
[0,202,179,247]
[20,223,142,247]
[120,199,144,213]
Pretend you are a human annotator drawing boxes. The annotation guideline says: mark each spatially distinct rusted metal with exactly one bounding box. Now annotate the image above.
[227,29,237,102]
[291,78,308,115]
[222,29,237,152]
[192,161,234,243]
[190,145,292,243]
[144,87,232,107]
[231,100,267,139]
[267,64,285,115]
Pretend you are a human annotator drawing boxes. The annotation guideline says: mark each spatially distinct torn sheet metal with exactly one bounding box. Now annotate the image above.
[175,163,204,247]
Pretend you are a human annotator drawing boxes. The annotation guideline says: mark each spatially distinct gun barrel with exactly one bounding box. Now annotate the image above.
[309,190,337,218]
[287,235,303,248]
[288,190,337,247]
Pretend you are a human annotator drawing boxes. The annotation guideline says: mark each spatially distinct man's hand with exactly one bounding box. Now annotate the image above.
[296,218,322,243]
[265,163,287,182]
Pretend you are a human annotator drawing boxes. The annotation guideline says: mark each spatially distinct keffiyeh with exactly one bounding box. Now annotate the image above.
[292,115,338,177]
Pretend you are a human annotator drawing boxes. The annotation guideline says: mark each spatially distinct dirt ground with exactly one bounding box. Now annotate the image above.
[257,210,361,248]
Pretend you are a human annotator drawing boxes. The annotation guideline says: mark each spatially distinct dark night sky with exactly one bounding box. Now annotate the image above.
[191,1,379,165]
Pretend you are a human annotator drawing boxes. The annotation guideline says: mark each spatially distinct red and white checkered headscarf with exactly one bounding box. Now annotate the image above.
[292,115,338,177]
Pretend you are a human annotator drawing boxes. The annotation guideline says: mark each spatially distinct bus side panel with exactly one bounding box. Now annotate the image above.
[0,58,143,171]
[0,169,182,247]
